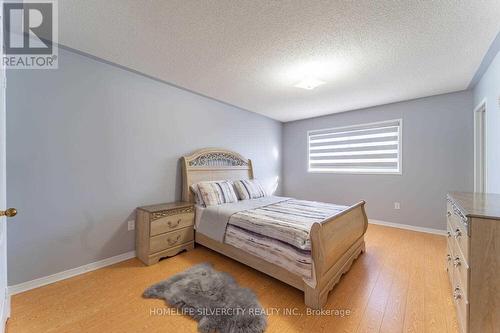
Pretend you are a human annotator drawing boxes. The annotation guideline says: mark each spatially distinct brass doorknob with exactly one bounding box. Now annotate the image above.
[0,208,17,217]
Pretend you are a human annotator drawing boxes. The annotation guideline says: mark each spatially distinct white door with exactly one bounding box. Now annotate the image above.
[0,4,10,331]
[0,62,7,332]
[474,102,486,193]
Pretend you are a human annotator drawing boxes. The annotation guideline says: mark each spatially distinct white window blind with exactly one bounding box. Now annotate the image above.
[308,119,402,174]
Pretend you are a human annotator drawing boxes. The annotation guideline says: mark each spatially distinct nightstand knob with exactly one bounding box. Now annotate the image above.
[167,235,181,246]
[168,219,182,228]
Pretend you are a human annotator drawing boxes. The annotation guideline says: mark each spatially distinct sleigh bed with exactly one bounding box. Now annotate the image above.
[181,148,368,309]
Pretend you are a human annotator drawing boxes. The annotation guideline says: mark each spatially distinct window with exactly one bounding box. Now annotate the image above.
[308,119,402,174]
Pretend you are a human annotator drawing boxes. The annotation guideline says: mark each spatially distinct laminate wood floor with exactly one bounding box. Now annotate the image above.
[6,224,458,333]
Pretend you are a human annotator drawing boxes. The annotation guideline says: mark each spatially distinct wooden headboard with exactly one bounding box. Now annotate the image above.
[181,148,254,203]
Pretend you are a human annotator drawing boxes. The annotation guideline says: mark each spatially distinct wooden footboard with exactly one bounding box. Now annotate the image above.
[305,201,368,309]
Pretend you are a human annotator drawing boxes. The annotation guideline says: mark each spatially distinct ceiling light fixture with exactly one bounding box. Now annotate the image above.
[294,77,326,90]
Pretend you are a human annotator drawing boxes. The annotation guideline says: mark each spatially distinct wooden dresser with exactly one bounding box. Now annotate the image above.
[446,192,500,333]
[136,202,194,265]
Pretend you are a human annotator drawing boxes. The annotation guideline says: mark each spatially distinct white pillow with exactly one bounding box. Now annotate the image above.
[233,179,267,200]
[190,180,238,206]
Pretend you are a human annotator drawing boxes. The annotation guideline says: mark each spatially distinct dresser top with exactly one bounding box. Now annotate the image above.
[448,192,500,221]
[137,201,193,213]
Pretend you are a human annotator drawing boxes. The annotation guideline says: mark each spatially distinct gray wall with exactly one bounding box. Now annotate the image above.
[472,50,500,193]
[282,91,473,231]
[6,48,282,285]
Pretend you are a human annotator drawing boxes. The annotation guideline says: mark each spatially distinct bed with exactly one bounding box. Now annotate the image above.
[181,148,368,309]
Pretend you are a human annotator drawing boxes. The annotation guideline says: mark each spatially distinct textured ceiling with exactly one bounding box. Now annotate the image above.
[57,0,500,122]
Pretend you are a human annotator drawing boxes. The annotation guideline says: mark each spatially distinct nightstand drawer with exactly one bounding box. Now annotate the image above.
[146,242,194,265]
[150,226,194,253]
[150,213,194,236]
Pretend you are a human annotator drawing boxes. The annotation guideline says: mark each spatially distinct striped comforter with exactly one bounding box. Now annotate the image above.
[223,199,349,282]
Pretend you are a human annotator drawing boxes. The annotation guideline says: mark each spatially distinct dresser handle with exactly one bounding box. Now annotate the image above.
[167,235,181,246]
[453,287,462,300]
[454,228,462,238]
[167,219,182,228]
[453,256,461,267]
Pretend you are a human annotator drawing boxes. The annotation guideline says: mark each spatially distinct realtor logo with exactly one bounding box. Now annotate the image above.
[2,0,58,69]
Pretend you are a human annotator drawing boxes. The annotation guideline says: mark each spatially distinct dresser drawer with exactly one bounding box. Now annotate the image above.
[447,200,469,233]
[447,205,469,262]
[150,213,194,236]
[452,238,469,301]
[452,223,469,263]
[150,227,194,254]
[446,221,454,245]
[445,238,454,284]
[452,270,469,333]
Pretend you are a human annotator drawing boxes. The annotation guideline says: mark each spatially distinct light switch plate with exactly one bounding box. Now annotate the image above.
[127,220,135,231]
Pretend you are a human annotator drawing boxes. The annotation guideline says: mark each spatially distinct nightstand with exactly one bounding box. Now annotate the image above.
[136,202,194,265]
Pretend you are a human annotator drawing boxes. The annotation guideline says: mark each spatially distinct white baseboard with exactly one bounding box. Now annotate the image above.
[5,291,9,319]
[1,288,9,333]
[369,219,446,236]
[8,251,136,296]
